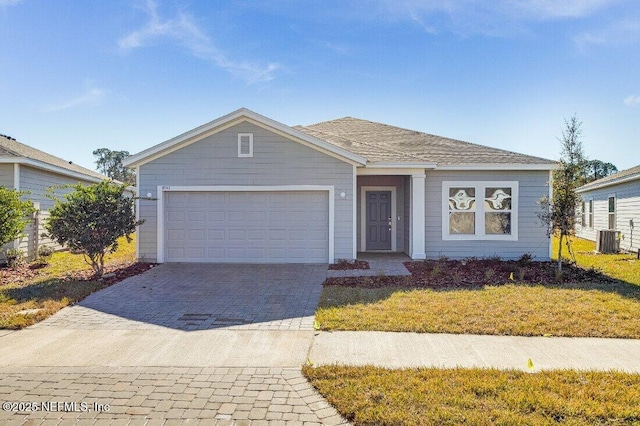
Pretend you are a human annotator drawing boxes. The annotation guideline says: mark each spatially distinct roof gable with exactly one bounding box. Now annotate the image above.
[0,135,106,181]
[297,117,556,168]
[124,108,367,167]
[577,164,640,192]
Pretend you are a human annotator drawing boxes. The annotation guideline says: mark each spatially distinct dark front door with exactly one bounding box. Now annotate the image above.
[366,191,392,250]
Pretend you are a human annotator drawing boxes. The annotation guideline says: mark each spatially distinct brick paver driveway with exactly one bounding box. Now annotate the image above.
[0,263,349,425]
[34,263,326,331]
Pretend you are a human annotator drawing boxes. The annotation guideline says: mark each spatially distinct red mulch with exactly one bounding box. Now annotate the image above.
[324,259,617,289]
[0,261,156,287]
[329,259,370,270]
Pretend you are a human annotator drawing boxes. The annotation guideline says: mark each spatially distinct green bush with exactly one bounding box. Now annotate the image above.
[45,181,143,277]
[5,248,25,269]
[0,187,35,247]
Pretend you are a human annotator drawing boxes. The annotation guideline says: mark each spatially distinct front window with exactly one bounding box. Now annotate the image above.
[588,199,593,228]
[608,196,616,230]
[443,182,518,241]
[580,201,586,227]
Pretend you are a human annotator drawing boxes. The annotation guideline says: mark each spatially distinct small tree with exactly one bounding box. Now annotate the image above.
[45,181,143,276]
[538,115,587,273]
[0,187,35,250]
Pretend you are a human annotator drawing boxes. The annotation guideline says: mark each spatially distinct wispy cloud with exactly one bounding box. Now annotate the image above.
[119,0,280,84]
[379,0,621,36]
[574,18,640,50]
[0,0,24,6]
[624,95,640,107]
[44,83,109,112]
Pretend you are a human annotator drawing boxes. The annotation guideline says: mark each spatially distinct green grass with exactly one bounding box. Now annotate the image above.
[303,365,640,425]
[555,235,640,285]
[315,235,640,337]
[0,236,136,329]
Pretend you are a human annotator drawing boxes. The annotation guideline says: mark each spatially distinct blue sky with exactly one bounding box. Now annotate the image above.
[1,0,639,171]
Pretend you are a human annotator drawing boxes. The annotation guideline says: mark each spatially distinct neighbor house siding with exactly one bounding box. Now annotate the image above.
[137,121,354,262]
[16,166,96,260]
[0,164,14,188]
[356,175,405,253]
[576,180,639,252]
[425,170,550,260]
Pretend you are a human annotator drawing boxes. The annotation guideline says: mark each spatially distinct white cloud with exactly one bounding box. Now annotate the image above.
[119,0,280,84]
[44,84,109,112]
[624,95,640,107]
[0,0,24,6]
[574,18,640,50]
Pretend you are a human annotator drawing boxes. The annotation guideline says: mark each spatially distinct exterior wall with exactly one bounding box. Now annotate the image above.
[424,170,551,260]
[14,166,96,261]
[356,175,406,253]
[576,179,639,252]
[137,121,355,262]
[0,163,14,188]
[403,175,411,254]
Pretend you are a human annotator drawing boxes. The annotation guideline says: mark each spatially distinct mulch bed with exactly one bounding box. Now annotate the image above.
[328,259,370,270]
[0,261,155,287]
[324,259,618,289]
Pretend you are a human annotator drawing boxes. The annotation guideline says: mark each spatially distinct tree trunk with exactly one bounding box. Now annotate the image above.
[557,232,563,273]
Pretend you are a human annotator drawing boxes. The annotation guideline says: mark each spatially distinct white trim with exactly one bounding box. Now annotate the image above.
[577,174,640,193]
[357,167,427,176]
[352,165,357,259]
[360,186,397,252]
[365,162,436,169]
[124,108,367,167]
[13,163,20,190]
[237,133,253,157]
[442,181,519,241]
[0,157,104,184]
[156,185,335,264]
[410,174,426,259]
[607,193,616,230]
[437,163,556,171]
[135,166,140,261]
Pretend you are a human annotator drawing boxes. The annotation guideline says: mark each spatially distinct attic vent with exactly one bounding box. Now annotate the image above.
[238,133,253,157]
[596,230,619,253]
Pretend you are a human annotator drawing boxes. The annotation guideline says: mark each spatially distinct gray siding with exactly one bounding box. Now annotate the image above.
[15,166,95,261]
[137,121,355,262]
[0,163,13,188]
[424,170,551,260]
[576,179,639,252]
[403,175,410,254]
[356,175,406,253]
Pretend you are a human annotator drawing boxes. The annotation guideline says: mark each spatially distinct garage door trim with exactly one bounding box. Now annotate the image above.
[156,185,335,263]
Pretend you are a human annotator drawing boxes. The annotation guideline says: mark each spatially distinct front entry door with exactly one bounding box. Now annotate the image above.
[366,191,392,250]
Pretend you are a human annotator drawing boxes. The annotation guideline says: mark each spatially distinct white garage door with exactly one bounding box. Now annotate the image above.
[164,191,329,263]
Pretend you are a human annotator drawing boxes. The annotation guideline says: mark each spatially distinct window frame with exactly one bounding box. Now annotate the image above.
[580,200,586,227]
[442,181,519,241]
[588,199,594,228]
[608,194,616,230]
[237,133,253,158]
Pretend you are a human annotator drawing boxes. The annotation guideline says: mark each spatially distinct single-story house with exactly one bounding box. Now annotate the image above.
[576,164,640,253]
[123,108,556,264]
[0,134,108,262]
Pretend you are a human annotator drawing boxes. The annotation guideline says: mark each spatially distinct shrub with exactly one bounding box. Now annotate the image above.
[45,181,144,277]
[0,187,35,247]
[5,248,25,269]
[37,245,55,265]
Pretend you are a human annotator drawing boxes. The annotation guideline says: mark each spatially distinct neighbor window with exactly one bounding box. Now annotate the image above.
[608,196,616,230]
[580,201,586,227]
[443,181,518,240]
[238,133,253,157]
[588,199,594,228]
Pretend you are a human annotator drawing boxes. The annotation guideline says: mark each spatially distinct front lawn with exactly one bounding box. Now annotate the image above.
[303,365,640,425]
[0,235,152,329]
[315,236,640,337]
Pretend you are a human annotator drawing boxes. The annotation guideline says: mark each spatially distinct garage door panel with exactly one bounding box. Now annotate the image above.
[165,191,329,263]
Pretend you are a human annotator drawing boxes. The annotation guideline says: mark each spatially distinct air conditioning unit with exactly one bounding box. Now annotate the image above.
[596,230,619,254]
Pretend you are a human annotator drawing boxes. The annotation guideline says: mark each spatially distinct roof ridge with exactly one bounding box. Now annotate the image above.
[296,124,428,163]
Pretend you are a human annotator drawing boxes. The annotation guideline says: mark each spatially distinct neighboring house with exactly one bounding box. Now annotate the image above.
[576,164,640,253]
[0,134,108,262]
[124,108,556,264]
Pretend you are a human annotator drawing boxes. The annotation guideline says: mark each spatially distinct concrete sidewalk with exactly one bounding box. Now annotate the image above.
[309,331,640,372]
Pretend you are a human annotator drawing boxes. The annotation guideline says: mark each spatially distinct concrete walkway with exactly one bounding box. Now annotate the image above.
[310,331,640,372]
[327,253,411,278]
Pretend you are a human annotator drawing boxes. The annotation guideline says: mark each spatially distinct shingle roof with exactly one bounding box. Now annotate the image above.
[577,164,640,192]
[0,135,106,180]
[296,117,556,166]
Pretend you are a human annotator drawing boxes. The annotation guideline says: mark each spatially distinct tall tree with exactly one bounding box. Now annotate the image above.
[583,159,618,182]
[93,148,135,185]
[538,115,587,274]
